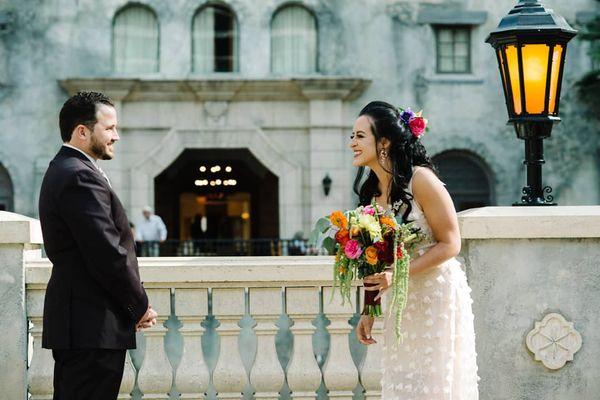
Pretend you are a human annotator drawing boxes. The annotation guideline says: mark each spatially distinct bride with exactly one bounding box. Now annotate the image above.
[351,101,479,399]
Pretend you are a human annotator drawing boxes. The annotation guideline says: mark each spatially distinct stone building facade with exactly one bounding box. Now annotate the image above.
[0,0,598,240]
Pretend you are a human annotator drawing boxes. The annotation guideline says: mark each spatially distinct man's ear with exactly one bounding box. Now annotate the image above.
[73,124,89,140]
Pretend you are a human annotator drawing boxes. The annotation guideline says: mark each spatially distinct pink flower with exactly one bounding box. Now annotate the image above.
[344,240,363,259]
[408,116,427,138]
[363,205,375,215]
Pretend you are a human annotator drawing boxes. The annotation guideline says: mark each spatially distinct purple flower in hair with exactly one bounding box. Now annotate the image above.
[399,108,414,125]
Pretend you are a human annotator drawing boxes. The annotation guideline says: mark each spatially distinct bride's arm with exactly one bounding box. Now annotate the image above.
[408,167,461,276]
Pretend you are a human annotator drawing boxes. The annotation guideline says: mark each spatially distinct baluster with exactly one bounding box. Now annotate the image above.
[212,288,246,398]
[175,288,210,399]
[27,288,53,400]
[322,287,359,399]
[359,288,383,400]
[119,352,136,399]
[249,288,285,398]
[137,288,172,399]
[286,287,321,400]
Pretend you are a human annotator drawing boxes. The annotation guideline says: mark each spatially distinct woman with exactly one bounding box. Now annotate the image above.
[351,101,479,399]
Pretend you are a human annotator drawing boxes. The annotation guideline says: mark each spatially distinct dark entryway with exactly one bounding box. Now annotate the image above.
[154,149,279,244]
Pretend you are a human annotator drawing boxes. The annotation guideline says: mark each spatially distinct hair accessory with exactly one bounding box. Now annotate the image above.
[398,107,428,139]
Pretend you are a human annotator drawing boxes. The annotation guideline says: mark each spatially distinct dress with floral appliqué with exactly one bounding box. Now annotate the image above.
[380,172,479,399]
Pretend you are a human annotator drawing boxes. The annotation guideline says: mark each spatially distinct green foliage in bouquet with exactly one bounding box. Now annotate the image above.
[309,201,423,342]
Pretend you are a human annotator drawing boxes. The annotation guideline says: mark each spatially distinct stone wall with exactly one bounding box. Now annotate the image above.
[459,206,600,400]
[0,0,598,225]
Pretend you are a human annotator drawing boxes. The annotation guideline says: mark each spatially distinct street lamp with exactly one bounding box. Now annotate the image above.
[486,0,577,205]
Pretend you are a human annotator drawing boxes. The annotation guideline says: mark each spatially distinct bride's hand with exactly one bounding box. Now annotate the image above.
[356,315,376,345]
[363,269,393,301]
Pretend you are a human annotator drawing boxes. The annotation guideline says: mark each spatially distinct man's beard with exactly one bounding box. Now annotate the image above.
[90,135,113,160]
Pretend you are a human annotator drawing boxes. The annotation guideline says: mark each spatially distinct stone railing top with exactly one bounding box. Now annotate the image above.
[458,206,600,239]
[26,256,336,288]
[0,211,43,245]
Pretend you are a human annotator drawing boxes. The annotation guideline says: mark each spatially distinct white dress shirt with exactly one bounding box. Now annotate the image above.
[135,215,167,242]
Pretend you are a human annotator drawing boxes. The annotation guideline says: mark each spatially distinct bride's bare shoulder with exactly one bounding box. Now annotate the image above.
[411,167,447,203]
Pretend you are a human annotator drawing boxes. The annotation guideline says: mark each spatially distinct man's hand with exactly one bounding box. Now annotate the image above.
[136,305,158,332]
[356,315,376,345]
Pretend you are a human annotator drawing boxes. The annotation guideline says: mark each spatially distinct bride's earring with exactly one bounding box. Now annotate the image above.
[379,149,387,163]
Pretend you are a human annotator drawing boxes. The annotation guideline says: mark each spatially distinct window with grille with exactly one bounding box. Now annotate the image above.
[432,151,492,211]
[192,4,239,73]
[271,5,317,74]
[435,26,471,74]
[113,5,159,73]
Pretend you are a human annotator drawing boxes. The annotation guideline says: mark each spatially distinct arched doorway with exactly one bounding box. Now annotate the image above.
[154,148,278,254]
[0,163,13,211]
[432,150,493,211]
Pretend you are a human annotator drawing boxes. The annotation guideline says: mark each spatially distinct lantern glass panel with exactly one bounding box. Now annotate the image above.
[505,45,522,115]
[497,49,508,102]
[548,44,564,113]
[522,44,550,114]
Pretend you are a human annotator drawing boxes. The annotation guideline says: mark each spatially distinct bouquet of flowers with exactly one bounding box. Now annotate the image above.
[310,201,422,341]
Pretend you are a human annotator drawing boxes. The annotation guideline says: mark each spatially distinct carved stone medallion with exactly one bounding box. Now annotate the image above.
[525,313,582,370]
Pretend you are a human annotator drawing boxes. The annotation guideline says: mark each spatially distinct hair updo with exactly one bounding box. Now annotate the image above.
[352,101,437,222]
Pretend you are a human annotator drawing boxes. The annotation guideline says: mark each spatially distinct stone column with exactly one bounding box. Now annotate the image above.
[175,288,210,399]
[322,287,359,399]
[286,287,322,399]
[212,288,247,398]
[249,287,285,398]
[0,212,43,399]
[137,288,173,398]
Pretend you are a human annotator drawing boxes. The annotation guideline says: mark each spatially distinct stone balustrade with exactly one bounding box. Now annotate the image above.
[2,206,600,399]
[25,256,370,400]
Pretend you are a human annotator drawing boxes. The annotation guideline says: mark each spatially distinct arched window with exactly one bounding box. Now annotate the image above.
[113,4,159,73]
[0,163,13,211]
[432,150,493,211]
[271,4,317,74]
[192,4,239,73]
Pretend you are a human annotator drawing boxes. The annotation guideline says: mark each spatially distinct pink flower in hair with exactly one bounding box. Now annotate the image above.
[409,116,427,138]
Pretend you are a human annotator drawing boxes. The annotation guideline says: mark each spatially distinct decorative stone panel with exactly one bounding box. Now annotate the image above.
[526,313,582,370]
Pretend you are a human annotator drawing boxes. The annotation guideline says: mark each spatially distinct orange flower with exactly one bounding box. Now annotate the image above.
[335,228,350,246]
[335,252,341,263]
[365,246,379,265]
[350,226,361,238]
[380,216,396,229]
[330,211,348,229]
[338,266,347,274]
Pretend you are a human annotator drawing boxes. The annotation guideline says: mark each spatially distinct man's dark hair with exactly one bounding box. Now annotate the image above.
[59,91,114,142]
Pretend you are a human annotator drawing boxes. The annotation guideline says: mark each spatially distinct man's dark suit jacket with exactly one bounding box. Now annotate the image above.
[39,146,148,349]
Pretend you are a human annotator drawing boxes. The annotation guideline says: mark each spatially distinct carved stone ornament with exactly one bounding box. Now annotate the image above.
[204,101,229,127]
[525,313,582,370]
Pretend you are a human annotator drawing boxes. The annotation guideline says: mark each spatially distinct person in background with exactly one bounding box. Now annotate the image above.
[190,213,205,255]
[135,206,167,257]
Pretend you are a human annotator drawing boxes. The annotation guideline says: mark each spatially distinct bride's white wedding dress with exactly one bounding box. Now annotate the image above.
[380,170,479,399]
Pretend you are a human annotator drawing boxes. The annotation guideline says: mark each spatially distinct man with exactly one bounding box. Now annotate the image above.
[135,206,167,256]
[39,91,158,399]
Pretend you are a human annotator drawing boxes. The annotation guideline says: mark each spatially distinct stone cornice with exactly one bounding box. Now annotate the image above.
[458,206,600,239]
[0,212,43,245]
[58,77,371,102]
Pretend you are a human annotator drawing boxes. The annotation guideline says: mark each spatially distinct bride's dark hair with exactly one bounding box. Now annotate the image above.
[353,101,437,222]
